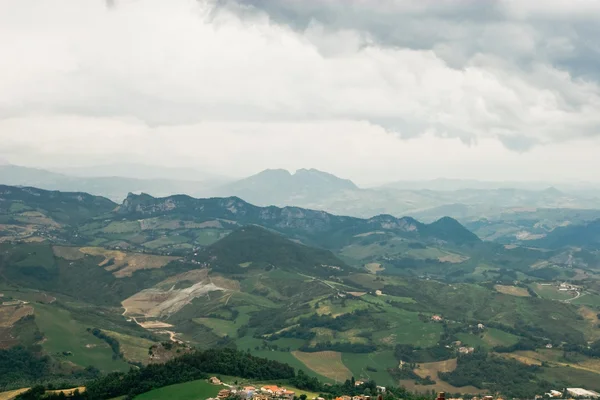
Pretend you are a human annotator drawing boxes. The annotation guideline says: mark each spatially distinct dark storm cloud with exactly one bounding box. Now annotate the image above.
[214,0,600,80]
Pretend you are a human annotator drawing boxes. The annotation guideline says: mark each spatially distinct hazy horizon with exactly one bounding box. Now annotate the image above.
[2,0,600,185]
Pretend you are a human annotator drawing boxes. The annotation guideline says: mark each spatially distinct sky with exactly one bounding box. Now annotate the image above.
[1,0,600,185]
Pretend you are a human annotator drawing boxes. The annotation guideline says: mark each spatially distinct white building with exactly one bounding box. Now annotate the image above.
[567,388,600,398]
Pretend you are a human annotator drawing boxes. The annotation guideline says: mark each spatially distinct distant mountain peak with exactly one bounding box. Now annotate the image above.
[543,186,563,196]
[218,168,358,206]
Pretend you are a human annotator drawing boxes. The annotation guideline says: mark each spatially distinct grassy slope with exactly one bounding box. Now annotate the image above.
[34,303,130,372]
[134,380,223,400]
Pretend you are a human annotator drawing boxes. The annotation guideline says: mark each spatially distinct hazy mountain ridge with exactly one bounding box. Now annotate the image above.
[0,165,220,202]
[3,165,600,223]
[116,191,481,247]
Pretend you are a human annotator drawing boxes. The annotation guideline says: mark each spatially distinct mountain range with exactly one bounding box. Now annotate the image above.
[3,165,599,226]
[3,184,600,397]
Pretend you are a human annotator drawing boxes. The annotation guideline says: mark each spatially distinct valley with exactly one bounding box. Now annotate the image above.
[1,185,600,398]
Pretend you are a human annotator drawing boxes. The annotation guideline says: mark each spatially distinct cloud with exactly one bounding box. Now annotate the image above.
[2,114,600,184]
[0,0,599,182]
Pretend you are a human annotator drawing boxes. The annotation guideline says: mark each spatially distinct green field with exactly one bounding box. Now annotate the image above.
[104,330,155,365]
[542,367,600,391]
[372,308,443,348]
[457,328,519,350]
[34,303,130,372]
[235,336,333,383]
[193,318,239,338]
[134,379,223,400]
[342,352,398,386]
[532,284,577,301]
[571,292,600,307]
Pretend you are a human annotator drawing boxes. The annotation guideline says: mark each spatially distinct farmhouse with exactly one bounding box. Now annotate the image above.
[355,381,365,387]
[218,389,231,399]
[209,377,222,385]
[431,315,443,322]
[458,346,475,354]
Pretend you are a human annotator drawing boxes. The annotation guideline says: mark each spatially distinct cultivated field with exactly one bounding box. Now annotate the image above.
[494,285,530,297]
[402,359,486,395]
[292,351,353,381]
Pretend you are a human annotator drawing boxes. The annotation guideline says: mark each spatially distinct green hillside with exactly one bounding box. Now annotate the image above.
[2,185,600,397]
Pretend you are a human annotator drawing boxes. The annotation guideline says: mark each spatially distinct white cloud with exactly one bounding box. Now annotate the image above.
[2,115,600,185]
[0,0,599,183]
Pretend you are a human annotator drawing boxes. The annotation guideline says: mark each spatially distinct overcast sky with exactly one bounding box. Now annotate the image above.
[1,0,600,185]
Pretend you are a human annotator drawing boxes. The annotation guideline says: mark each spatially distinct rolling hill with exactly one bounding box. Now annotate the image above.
[2,185,600,397]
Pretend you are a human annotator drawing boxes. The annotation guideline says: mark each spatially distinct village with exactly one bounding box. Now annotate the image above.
[206,377,389,400]
[205,376,600,400]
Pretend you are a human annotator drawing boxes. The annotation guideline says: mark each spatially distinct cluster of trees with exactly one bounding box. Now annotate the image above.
[0,347,50,390]
[18,348,295,400]
[299,342,376,354]
[87,328,121,360]
[1,346,101,393]
[297,309,377,332]
[394,344,453,364]
[439,350,550,398]
[494,338,538,353]
[563,339,600,358]
[292,371,433,400]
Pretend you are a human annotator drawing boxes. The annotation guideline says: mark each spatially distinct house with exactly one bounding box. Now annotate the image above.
[548,390,562,398]
[218,389,231,399]
[431,315,443,322]
[376,386,386,393]
[546,343,554,349]
[261,386,281,394]
[280,389,295,399]
[477,323,485,330]
[244,387,256,392]
[209,377,222,385]
[375,290,383,296]
[355,381,365,387]
[458,347,475,354]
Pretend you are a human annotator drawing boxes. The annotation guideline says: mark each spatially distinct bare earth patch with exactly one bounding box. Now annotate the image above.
[54,246,179,277]
[0,388,30,400]
[292,351,352,381]
[579,306,600,324]
[347,292,367,297]
[496,352,543,366]
[0,304,34,328]
[122,270,238,318]
[494,285,530,297]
